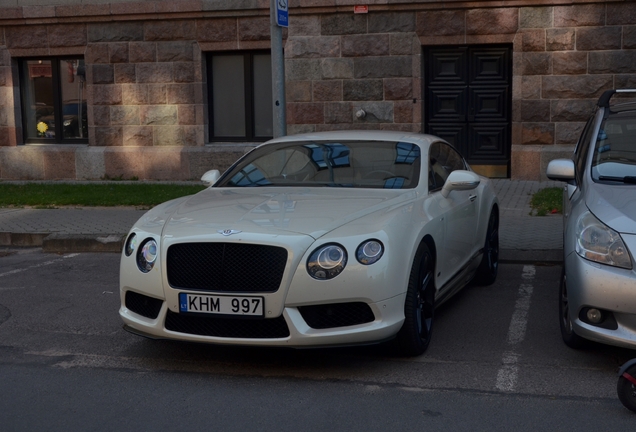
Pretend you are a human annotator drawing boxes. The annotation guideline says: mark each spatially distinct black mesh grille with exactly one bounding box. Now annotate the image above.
[125,291,163,319]
[165,310,290,339]
[167,243,288,293]
[298,302,375,329]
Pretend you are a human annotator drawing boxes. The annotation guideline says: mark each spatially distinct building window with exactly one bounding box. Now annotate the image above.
[20,57,87,143]
[207,51,273,142]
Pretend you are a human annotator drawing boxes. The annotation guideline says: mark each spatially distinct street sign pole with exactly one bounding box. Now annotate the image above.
[270,0,287,138]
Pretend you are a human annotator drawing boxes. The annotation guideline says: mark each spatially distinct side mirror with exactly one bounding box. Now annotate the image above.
[441,170,481,198]
[546,159,575,182]
[201,169,221,186]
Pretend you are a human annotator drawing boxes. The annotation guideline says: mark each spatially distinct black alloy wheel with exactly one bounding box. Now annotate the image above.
[396,243,435,356]
[618,364,636,413]
[473,208,499,286]
[559,268,586,349]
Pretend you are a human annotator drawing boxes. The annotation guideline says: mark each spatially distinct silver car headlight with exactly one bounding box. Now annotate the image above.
[356,239,384,265]
[576,211,632,269]
[307,244,347,280]
[137,238,158,273]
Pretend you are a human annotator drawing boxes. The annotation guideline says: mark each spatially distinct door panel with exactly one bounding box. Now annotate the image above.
[428,189,479,292]
[428,88,467,122]
[425,45,512,177]
[469,86,509,122]
[428,48,468,85]
[469,48,510,84]
[469,124,510,162]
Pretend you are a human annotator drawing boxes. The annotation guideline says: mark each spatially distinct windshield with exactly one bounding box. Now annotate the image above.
[217,140,421,189]
[591,111,636,182]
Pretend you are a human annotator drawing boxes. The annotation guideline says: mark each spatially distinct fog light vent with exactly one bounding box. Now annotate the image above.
[586,308,602,324]
[579,307,618,330]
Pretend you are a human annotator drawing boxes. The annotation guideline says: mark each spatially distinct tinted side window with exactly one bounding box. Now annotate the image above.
[429,142,466,191]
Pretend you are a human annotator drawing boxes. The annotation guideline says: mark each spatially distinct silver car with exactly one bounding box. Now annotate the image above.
[547,89,636,349]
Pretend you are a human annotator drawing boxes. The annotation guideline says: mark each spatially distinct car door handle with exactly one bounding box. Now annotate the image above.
[469,195,477,202]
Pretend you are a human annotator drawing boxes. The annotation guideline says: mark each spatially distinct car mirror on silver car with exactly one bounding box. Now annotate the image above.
[441,170,481,198]
[546,159,575,182]
[201,169,221,186]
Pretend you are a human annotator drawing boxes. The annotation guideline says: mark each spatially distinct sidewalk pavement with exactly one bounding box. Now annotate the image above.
[0,179,565,263]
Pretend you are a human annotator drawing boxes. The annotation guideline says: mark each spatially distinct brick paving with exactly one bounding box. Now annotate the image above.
[493,179,564,251]
[0,207,146,235]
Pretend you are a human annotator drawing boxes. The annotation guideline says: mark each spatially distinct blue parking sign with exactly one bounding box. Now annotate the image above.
[276,0,288,27]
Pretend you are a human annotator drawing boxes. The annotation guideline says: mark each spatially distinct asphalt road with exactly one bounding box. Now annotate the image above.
[1,248,635,430]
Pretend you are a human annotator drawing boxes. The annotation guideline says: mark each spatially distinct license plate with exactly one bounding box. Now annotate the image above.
[179,293,264,317]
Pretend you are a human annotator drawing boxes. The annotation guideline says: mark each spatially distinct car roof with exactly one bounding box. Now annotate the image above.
[598,89,636,107]
[263,130,441,146]
[606,102,636,115]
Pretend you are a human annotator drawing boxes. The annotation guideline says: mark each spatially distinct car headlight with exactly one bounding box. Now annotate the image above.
[137,238,158,273]
[356,239,384,265]
[307,244,347,280]
[576,211,632,269]
[124,233,137,257]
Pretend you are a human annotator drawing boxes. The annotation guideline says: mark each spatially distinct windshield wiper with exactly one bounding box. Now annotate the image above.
[598,175,636,184]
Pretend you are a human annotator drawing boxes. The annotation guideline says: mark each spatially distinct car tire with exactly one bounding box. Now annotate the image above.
[559,268,587,349]
[618,364,636,413]
[396,243,435,356]
[473,208,499,286]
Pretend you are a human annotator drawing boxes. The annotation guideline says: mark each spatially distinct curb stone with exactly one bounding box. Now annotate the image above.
[0,232,51,247]
[42,233,125,253]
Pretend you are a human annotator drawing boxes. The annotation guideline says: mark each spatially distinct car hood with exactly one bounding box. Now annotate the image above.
[586,182,636,234]
[161,187,415,240]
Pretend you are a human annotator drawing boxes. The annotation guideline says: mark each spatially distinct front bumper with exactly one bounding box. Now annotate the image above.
[119,292,406,347]
[566,251,636,349]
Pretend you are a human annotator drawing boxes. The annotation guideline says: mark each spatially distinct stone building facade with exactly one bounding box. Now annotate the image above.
[0,0,635,181]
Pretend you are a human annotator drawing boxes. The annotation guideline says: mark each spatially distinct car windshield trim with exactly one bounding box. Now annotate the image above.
[597,175,636,184]
[591,112,636,182]
[216,140,421,189]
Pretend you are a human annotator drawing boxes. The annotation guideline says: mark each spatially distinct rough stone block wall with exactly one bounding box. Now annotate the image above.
[0,9,270,180]
[1,1,636,181]
[284,12,421,134]
[511,2,636,179]
[416,2,636,179]
[85,20,207,180]
[0,46,19,150]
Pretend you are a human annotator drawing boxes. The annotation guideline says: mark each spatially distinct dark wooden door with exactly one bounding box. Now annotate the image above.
[424,45,512,177]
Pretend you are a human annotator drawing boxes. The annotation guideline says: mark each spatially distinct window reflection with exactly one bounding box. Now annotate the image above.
[23,60,53,139]
[21,58,86,142]
[304,143,351,169]
[60,59,87,139]
[228,164,272,187]
[219,140,421,189]
[428,141,466,191]
[592,114,636,180]
[395,142,420,164]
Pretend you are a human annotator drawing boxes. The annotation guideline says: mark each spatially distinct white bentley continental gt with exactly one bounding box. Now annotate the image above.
[120,131,499,356]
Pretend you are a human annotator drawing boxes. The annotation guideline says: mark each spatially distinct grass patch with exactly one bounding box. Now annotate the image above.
[530,187,563,216]
[0,183,207,208]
